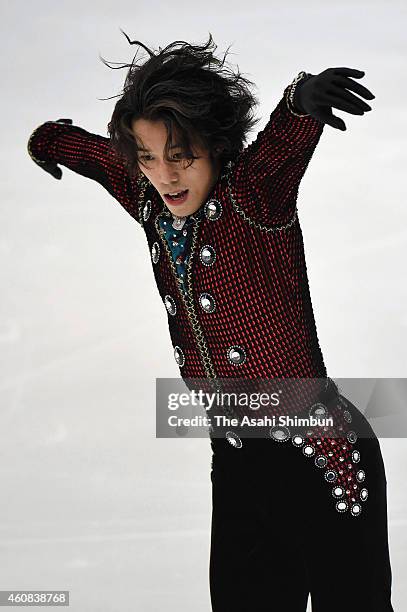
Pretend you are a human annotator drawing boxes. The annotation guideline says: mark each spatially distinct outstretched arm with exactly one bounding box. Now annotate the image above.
[228,68,375,231]
[27,119,142,225]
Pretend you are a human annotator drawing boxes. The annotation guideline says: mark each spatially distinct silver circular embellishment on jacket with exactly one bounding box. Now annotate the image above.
[352,450,360,463]
[309,402,327,419]
[292,434,304,447]
[199,292,216,313]
[343,410,352,423]
[204,199,223,221]
[332,486,345,499]
[347,430,357,444]
[350,503,362,517]
[360,487,368,501]
[151,242,160,264]
[269,425,290,442]
[356,469,365,483]
[174,346,185,367]
[315,455,327,468]
[225,431,242,448]
[303,445,315,457]
[227,346,246,366]
[336,500,348,513]
[172,215,187,230]
[143,199,152,222]
[200,245,216,266]
[324,469,338,483]
[164,295,176,316]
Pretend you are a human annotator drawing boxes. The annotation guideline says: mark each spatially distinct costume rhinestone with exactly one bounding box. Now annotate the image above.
[174,346,185,367]
[343,410,352,423]
[303,445,315,457]
[200,245,216,266]
[199,293,216,313]
[225,431,242,448]
[325,469,338,483]
[309,402,327,418]
[143,199,152,222]
[269,425,290,442]
[360,488,368,501]
[172,215,187,230]
[351,503,362,516]
[292,435,304,447]
[151,242,160,264]
[204,199,223,221]
[227,346,246,365]
[336,500,348,513]
[347,431,357,444]
[315,455,327,468]
[356,469,365,483]
[164,295,176,316]
[332,486,345,498]
[352,450,360,463]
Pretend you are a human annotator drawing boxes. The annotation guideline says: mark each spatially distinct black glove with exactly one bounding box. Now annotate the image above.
[295,68,375,131]
[36,118,73,179]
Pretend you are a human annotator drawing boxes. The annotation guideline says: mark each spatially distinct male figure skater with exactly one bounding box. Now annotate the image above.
[27,33,394,611]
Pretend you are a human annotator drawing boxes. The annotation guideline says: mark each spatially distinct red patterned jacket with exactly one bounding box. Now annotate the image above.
[27,82,326,383]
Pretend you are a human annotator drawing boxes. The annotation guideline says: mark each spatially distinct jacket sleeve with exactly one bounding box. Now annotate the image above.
[228,84,325,231]
[27,121,142,224]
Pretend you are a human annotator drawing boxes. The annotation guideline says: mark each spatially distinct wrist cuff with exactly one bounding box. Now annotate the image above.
[285,71,312,117]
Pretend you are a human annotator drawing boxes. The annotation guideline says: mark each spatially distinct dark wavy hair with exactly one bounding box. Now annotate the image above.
[98,31,260,179]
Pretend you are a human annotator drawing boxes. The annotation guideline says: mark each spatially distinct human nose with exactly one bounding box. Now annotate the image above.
[157,158,179,185]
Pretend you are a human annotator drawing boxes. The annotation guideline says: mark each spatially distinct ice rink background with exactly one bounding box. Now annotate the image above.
[1,0,406,610]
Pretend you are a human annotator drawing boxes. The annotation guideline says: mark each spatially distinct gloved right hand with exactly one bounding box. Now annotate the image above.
[34,118,73,180]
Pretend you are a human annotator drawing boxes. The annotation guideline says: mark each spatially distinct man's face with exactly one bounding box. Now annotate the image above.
[131,118,222,217]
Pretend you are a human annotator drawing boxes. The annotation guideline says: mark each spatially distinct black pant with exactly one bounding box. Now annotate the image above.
[209,396,394,611]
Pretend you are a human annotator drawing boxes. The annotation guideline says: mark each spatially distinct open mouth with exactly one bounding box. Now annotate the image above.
[164,189,189,204]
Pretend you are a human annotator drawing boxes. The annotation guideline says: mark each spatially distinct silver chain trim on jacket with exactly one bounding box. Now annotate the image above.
[224,159,299,233]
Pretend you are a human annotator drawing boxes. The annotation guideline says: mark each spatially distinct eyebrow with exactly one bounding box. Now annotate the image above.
[135,144,182,151]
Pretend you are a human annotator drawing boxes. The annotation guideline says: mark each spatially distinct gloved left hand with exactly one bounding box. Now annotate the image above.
[295,67,375,131]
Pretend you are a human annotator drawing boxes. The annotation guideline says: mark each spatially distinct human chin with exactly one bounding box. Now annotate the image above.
[163,193,202,216]
[166,201,200,216]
